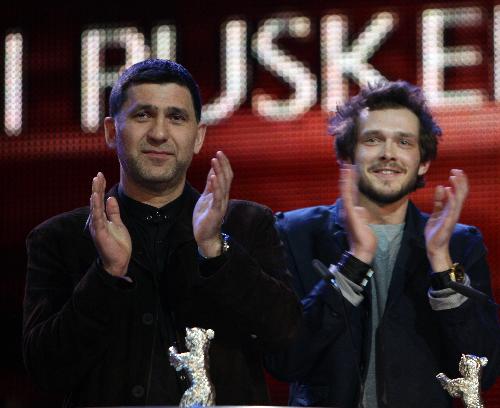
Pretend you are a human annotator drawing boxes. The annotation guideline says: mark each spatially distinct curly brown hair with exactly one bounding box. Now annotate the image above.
[329,80,441,188]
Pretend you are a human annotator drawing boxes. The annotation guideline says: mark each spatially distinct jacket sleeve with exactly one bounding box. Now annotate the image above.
[434,225,500,389]
[186,202,302,351]
[265,209,358,381]
[22,216,134,392]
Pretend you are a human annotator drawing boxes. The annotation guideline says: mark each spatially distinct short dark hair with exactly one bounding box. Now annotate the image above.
[109,58,202,122]
[329,80,441,188]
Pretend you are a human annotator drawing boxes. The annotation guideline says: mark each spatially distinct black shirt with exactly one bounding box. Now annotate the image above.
[117,185,187,404]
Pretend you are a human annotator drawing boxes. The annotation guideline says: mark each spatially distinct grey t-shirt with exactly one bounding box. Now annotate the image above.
[362,223,405,408]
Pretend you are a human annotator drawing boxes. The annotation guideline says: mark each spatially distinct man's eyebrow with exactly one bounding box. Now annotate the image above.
[360,129,418,138]
[127,103,157,113]
[125,104,191,118]
[360,129,383,136]
[165,106,190,117]
[396,132,418,138]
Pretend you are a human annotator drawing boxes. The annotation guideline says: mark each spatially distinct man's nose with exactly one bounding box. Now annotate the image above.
[380,140,397,160]
[147,118,168,142]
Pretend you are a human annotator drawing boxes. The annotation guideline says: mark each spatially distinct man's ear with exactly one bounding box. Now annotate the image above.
[104,117,117,149]
[193,123,207,154]
[418,161,430,176]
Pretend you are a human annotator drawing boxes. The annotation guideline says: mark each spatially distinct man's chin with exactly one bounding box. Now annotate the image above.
[359,184,413,205]
[129,169,184,191]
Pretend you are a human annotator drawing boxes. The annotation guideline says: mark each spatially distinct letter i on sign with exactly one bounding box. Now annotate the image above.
[5,31,23,137]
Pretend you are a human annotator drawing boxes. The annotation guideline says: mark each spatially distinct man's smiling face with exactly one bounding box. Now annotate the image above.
[353,107,430,205]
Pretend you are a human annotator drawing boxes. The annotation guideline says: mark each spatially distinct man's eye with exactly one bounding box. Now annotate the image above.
[364,137,379,144]
[135,111,150,120]
[400,139,412,146]
[170,113,186,122]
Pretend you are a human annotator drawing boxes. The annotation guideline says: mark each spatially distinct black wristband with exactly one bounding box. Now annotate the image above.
[337,251,372,286]
[430,263,465,290]
[430,272,451,290]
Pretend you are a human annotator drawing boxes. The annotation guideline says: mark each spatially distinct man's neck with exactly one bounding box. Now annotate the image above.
[120,176,186,208]
[358,194,409,225]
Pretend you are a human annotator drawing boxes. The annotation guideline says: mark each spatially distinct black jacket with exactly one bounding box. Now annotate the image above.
[267,200,500,408]
[23,184,301,407]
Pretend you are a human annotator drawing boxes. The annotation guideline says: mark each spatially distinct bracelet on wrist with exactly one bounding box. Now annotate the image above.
[337,251,373,287]
[430,262,465,290]
[198,233,231,260]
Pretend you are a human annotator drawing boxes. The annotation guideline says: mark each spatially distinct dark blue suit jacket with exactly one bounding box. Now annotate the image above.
[267,200,500,408]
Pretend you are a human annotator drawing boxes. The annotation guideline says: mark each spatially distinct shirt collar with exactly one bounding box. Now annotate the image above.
[117,184,185,225]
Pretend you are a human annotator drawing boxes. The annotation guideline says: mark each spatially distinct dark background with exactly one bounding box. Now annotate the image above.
[1,1,500,406]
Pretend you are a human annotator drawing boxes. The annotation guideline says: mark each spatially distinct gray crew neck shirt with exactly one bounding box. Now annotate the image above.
[362,223,405,408]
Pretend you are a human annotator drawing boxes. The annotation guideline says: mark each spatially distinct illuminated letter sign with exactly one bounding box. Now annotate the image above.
[4,32,23,137]
[321,12,395,111]
[202,19,248,125]
[252,16,317,120]
[421,7,483,106]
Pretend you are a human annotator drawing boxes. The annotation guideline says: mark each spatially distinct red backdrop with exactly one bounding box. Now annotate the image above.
[1,1,499,406]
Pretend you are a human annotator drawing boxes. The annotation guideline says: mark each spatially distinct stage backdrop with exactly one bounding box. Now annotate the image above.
[1,1,499,406]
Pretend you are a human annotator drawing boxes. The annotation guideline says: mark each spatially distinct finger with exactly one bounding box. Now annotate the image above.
[91,174,99,194]
[439,186,462,231]
[432,185,445,214]
[100,172,107,195]
[90,191,107,233]
[216,150,234,186]
[353,206,370,224]
[89,194,95,235]
[106,197,124,226]
[209,173,225,209]
[349,165,360,204]
[89,175,98,235]
[340,166,361,233]
[92,172,107,222]
[444,186,455,212]
[92,172,106,195]
[340,164,356,211]
[202,167,216,194]
[90,173,108,231]
[211,157,230,199]
[445,185,461,219]
[449,169,469,204]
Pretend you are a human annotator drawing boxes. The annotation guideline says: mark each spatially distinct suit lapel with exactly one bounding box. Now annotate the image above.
[385,202,428,311]
[298,201,348,296]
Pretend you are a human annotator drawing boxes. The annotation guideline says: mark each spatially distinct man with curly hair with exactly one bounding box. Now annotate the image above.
[267,80,500,408]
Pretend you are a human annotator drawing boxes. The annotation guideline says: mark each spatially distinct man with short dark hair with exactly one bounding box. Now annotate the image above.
[267,80,500,408]
[23,59,300,407]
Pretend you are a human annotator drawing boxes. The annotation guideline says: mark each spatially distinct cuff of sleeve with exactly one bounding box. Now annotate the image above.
[428,274,470,311]
[95,258,135,290]
[72,259,135,324]
[198,252,230,277]
[331,264,365,307]
[337,251,372,285]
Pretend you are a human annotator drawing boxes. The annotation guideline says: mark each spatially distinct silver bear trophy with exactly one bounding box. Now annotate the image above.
[169,327,215,407]
[437,354,488,408]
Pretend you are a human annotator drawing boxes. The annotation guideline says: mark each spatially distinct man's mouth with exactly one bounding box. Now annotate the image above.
[143,150,174,158]
[372,168,402,174]
[369,166,405,179]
